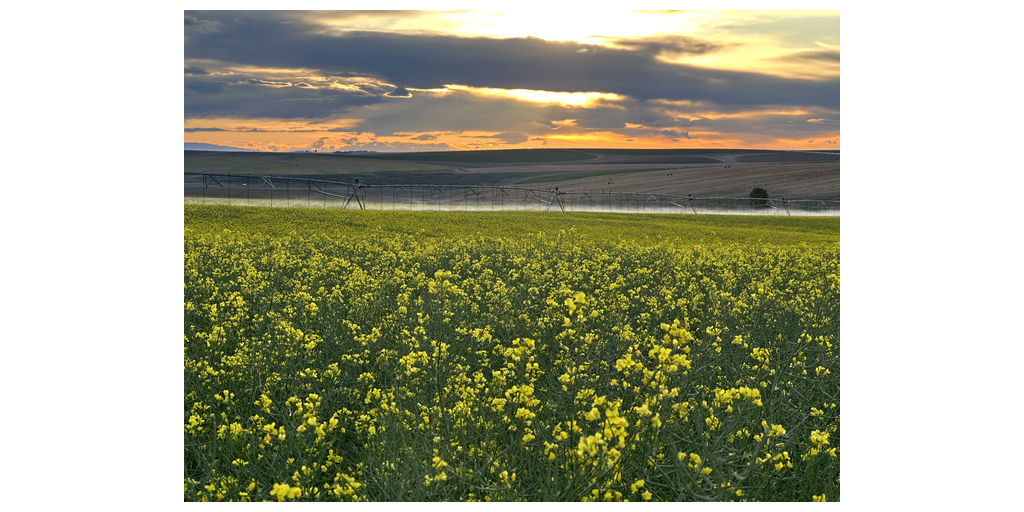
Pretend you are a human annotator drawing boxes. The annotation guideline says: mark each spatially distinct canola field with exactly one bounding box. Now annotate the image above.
[184,206,839,502]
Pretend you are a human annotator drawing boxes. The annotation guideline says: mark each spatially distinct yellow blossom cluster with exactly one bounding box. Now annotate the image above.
[185,208,839,502]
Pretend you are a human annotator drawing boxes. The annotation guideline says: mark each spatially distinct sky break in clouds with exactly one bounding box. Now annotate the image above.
[184,10,839,152]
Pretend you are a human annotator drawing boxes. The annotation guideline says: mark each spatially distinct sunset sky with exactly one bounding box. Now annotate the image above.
[184,10,839,152]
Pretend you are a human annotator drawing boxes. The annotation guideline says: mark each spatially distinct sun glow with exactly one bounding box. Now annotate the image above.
[446,84,625,108]
[442,10,691,44]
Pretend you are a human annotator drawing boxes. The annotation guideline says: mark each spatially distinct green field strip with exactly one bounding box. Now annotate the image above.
[185,205,839,246]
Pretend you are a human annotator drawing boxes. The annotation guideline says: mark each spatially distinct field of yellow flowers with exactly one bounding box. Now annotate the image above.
[184,206,839,501]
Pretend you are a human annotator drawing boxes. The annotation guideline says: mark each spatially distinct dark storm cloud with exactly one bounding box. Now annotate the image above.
[184,11,839,118]
[184,127,226,132]
[185,78,383,118]
[184,66,208,75]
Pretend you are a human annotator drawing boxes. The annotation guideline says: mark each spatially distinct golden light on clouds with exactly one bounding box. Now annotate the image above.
[441,10,686,43]
[661,43,839,81]
[662,108,814,121]
[446,84,625,108]
[651,11,839,80]
[184,117,362,132]
[186,10,839,152]
[302,10,838,79]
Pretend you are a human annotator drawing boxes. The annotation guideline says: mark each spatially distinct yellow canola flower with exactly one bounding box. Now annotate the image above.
[185,216,838,501]
[269,483,301,501]
[630,479,645,493]
[762,420,786,437]
[577,433,605,456]
[809,429,830,446]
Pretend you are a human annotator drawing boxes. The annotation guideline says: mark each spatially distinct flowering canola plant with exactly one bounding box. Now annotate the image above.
[184,206,839,502]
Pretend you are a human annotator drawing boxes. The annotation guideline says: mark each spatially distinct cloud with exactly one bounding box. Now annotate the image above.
[183,11,840,149]
[384,86,411,98]
[184,127,227,132]
[185,16,223,34]
[474,132,529,145]
[779,48,840,63]
[351,91,570,135]
[334,140,451,152]
[184,12,839,111]
[657,129,692,139]
[607,35,721,56]
[185,78,383,118]
[573,115,625,129]
[185,80,226,94]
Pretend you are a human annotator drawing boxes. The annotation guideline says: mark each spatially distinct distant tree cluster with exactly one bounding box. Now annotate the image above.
[749,187,769,206]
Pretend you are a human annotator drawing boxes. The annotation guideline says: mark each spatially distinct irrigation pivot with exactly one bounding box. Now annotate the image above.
[184,172,839,216]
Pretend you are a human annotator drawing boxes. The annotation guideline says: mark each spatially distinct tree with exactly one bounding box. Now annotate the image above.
[749,187,769,206]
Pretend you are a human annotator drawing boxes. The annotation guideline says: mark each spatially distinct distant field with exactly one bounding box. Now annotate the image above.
[185,151,451,175]
[530,163,840,201]
[516,168,679,185]
[585,149,763,156]
[185,150,839,200]
[355,148,597,164]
